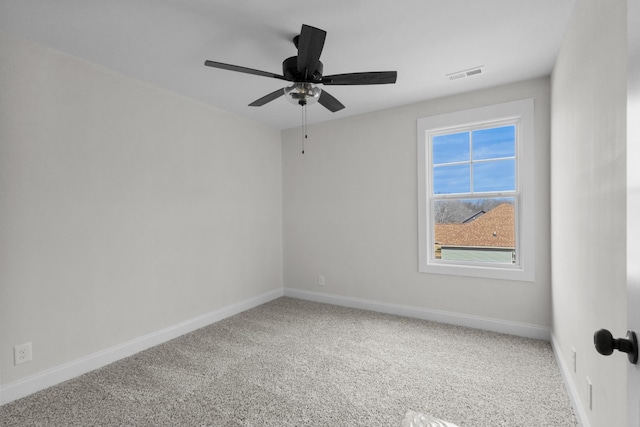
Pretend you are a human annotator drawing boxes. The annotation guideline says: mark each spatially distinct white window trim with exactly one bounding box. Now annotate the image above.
[417,98,535,282]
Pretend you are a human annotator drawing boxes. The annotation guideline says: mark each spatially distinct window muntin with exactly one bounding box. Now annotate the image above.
[417,99,535,282]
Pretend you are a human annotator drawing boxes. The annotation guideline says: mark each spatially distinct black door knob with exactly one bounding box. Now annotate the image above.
[593,329,638,364]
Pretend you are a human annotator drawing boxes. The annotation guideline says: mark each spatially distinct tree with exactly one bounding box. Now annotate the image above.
[434,198,514,224]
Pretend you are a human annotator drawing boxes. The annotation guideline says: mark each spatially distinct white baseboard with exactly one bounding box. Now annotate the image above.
[550,332,590,427]
[0,288,283,406]
[284,288,551,340]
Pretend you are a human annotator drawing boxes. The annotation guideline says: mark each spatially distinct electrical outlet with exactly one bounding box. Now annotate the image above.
[14,342,32,365]
[587,377,593,411]
[572,347,577,373]
[318,275,325,286]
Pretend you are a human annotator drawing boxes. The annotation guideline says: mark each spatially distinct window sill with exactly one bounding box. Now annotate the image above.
[419,261,535,282]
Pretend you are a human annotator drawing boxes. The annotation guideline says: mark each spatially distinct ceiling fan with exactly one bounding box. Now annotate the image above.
[204,24,397,113]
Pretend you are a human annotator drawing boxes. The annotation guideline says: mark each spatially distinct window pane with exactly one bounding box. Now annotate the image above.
[472,125,515,160]
[433,164,470,194]
[432,132,469,164]
[473,160,516,192]
[433,198,516,264]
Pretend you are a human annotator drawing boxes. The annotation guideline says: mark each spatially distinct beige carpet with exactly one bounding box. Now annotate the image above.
[0,297,576,426]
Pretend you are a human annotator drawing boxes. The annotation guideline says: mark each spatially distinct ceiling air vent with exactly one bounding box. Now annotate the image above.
[446,66,484,81]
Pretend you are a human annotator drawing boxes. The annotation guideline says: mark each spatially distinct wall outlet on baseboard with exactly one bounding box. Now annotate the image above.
[14,342,33,365]
[318,275,325,286]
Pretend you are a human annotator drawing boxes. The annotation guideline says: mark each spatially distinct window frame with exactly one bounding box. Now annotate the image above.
[417,99,535,282]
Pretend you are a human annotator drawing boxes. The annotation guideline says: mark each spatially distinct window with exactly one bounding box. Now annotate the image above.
[417,99,535,281]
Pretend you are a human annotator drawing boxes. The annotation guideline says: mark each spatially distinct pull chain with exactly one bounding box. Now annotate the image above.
[301,104,308,154]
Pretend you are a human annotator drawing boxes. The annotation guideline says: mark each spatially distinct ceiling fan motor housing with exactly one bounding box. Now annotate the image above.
[283,56,323,82]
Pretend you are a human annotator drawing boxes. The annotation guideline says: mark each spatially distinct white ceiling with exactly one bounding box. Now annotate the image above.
[0,0,576,130]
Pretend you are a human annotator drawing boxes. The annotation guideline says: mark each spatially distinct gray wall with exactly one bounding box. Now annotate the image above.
[0,33,283,386]
[282,77,551,328]
[551,0,628,425]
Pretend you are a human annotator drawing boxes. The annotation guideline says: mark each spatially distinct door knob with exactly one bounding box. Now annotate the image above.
[593,329,638,364]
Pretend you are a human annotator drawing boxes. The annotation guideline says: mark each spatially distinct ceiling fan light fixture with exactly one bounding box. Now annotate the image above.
[284,83,321,106]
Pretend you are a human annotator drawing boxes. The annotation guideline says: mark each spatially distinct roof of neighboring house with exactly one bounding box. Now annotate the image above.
[434,203,515,248]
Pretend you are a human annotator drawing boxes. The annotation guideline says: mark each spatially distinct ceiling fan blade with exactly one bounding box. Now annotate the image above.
[204,60,288,81]
[318,90,345,113]
[321,71,398,85]
[296,25,326,77]
[248,88,285,107]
